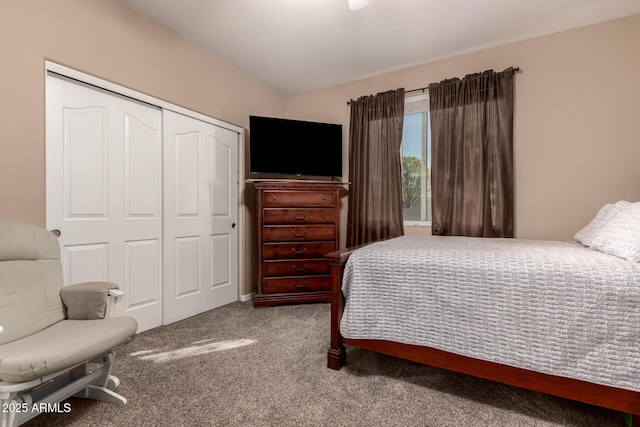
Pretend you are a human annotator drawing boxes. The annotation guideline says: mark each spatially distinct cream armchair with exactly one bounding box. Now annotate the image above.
[0,221,137,427]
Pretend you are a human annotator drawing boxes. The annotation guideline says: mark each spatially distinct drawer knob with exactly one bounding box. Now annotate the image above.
[291,229,308,238]
[291,247,308,255]
[291,281,309,289]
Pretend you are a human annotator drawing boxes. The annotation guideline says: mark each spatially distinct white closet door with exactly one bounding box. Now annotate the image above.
[46,73,163,332]
[163,110,238,325]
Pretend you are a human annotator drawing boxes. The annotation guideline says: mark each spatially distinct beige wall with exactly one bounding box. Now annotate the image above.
[0,0,285,226]
[286,14,640,242]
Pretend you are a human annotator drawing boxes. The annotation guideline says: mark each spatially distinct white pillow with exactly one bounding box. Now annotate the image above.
[573,200,630,247]
[590,202,640,262]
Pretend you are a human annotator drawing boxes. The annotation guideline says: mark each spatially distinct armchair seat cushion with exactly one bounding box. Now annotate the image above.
[0,317,137,382]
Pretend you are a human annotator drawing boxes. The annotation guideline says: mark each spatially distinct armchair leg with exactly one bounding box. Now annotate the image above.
[0,398,18,427]
[1,352,129,427]
[86,384,127,404]
[72,353,127,404]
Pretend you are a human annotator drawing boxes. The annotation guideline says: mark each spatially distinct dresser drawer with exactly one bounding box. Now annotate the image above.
[263,191,336,207]
[263,242,335,259]
[263,225,335,242]
[262,276,331,293]
[262,259,330,277]
[263,208,335,224]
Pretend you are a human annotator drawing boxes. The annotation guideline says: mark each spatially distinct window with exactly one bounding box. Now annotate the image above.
[401,93,431,225]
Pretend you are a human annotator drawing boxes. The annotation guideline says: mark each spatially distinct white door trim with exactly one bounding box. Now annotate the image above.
[45,61,243,134]
[44,61,245,316]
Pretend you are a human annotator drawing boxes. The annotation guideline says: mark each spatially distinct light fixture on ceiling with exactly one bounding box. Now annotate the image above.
[348,0,369,11]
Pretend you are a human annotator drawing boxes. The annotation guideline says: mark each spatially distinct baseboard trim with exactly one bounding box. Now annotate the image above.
[239,293,254,302]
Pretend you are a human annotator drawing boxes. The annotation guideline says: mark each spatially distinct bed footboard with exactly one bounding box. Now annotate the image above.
[326,245,359,370]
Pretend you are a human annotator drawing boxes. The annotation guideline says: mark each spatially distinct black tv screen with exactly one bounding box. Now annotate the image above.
[249,115,342,178]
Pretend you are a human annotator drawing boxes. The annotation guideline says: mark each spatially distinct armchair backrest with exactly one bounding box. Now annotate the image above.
[0,221,66,344]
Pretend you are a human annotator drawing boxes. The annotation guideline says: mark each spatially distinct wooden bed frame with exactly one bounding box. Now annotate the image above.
[326,245,640,425]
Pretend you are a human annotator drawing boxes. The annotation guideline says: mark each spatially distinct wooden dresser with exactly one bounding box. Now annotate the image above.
[253,180,342,307]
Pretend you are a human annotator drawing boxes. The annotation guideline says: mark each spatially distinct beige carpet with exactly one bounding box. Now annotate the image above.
[25,302,625,426]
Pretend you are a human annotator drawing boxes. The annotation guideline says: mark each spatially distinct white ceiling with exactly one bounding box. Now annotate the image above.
[121,0,640,95]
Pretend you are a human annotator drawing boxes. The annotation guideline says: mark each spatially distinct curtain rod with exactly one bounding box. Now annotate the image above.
[347,67,520,105]
[404,67,521,95]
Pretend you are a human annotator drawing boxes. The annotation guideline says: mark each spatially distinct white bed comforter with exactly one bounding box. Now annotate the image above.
[341,235,640,391]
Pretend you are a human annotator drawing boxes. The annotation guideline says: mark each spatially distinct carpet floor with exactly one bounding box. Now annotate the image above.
[25,302,625,426]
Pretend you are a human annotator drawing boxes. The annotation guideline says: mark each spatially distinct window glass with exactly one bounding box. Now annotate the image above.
[401,94,431,225]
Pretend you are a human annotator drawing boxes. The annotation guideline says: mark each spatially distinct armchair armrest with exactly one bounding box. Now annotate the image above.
[60,282,121,320]
[108,288,124,299]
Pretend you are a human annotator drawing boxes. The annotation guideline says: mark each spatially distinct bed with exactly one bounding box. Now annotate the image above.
[326,202,640,424]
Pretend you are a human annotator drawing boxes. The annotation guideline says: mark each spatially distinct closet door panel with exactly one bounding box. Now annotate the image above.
[46,73,162,332]
[163,110,238,325]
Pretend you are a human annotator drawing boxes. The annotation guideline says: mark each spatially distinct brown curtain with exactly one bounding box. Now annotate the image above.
[346,89,405,246]
[429,67,515,237]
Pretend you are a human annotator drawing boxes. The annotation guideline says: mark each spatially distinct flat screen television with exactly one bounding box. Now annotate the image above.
[249,115,342,178]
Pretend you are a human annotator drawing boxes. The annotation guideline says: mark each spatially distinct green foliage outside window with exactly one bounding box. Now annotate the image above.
[402,156,426,209]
